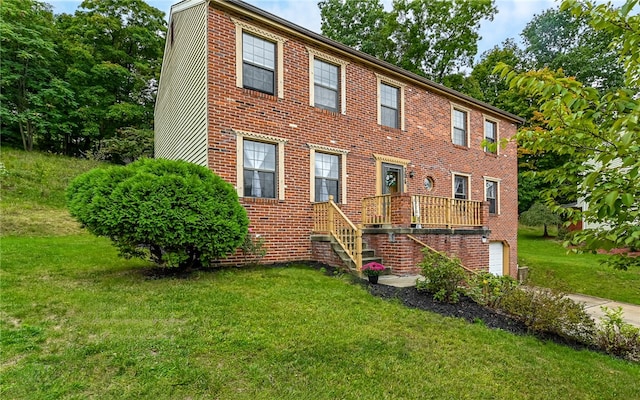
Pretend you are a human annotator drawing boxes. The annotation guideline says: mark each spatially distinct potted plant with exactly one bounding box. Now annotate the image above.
[361,262,385,284]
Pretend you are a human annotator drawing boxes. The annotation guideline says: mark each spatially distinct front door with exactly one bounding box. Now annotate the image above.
[382,163,404,194]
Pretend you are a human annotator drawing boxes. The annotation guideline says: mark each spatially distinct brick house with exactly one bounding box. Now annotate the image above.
[154,0,524,276]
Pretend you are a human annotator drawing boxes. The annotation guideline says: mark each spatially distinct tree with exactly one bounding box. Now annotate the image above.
[318,0,392,59]
[497,0,640,267]
[0,0,60,151]
[471,39,531,117]
[522,6,624,91]
[66,158,249,269]
[52,0,166,155]
[519,203,562,238]
[319,0,496,83]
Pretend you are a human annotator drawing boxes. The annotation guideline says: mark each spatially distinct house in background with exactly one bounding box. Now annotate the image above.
[154,0,524,276]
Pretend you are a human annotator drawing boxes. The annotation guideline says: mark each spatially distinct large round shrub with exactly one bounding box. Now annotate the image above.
[67,158,249,268]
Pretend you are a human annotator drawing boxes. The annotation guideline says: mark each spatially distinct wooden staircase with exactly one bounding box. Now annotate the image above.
[330,239,383,272]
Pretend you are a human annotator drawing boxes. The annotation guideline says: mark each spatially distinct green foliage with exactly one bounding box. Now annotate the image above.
[497,1,640,267]
[522,6,624,90]
[0,0,59,151]
[416,250,466,303]
[519,202,562,237]
[499,287,596,343]
[594,307,640,362]
[319,0,496,83]
[471,39,533,118]
[0,0,166,158]
[466,272,519,308]
[89,127,154,164]
[66,158,249,269]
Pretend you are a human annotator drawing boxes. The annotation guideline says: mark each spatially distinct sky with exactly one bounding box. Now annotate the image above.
[48,0,570,59]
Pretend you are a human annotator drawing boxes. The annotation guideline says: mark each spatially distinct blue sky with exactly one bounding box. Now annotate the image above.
[47,0,573,60]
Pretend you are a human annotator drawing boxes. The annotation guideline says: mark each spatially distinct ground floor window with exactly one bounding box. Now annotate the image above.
[315,152,339,202]
[453,174,469,200]
[243,140,276,198]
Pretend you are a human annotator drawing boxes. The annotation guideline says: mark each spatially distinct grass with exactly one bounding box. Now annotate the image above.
[1,146,106,236]
[2,148,639,397]
[2,235,640,399]
[518,225,640,304]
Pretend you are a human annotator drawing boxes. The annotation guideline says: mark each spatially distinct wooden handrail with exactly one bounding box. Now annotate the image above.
[313,196,362,269]
[411,195,484,228]
[362,194,391,225]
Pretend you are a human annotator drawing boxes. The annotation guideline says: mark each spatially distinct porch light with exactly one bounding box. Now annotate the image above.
[409,171,415,178]
[481,235,488,244]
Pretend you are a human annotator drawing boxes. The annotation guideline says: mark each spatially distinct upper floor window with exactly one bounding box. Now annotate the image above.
[232,18,286,98]
[242,33,276,95]
[485,179,499,214]
[452,108,468,146]
[453,174,469,200]
[314,59,339,112]
[307,47,348,114]
[380,83,399,129]
[484,119,497,154]
[376,74,405,130]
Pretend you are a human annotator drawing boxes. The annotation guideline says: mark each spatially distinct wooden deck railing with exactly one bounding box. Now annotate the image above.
[313,196,362,269]
[411,195,483,228]
[361,194,392,225]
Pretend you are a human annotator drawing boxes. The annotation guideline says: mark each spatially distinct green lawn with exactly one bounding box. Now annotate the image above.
[518,226,640,304]
[2,234,640,399]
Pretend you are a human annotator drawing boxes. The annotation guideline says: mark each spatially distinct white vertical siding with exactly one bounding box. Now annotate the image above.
[154,2,208,166]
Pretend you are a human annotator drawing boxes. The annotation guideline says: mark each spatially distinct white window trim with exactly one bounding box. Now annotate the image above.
[308,143,349,204]
[376,73,405,131]
[483,176,501,215]
[483,114,500,154]
[307,47,348,114]
[232,18,287,99]
[235,129,288,200]
[451,172,472,200]
[450,103,471,147]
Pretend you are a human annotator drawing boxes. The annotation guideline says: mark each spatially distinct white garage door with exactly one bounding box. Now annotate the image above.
[489,242,503,276]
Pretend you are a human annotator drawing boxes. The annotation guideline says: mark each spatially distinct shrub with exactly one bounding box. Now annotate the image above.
[498,287,595,343]
[594,307,640,362]
[241,228,267,266]
[416,250,466,303]
[66,158,249,269]
[466,272,519,308]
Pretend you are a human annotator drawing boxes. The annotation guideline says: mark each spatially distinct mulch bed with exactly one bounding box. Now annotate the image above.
[367,283,529,335]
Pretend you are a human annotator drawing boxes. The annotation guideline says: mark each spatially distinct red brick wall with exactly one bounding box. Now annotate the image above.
[364,230,489,275]
[205,5,518,275]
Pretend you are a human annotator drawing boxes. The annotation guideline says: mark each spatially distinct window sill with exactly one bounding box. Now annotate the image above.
[484,152,498,158]
[380,125,404,133]
[452,144,469,150]
[241,197,282,205]
[242,88,279,101]
[313,107,343,117]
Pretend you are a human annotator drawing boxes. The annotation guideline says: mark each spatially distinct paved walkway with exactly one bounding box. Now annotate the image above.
[377,274,640,327]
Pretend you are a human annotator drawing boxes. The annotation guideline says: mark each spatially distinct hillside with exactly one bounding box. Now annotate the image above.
[0,147,107,236]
